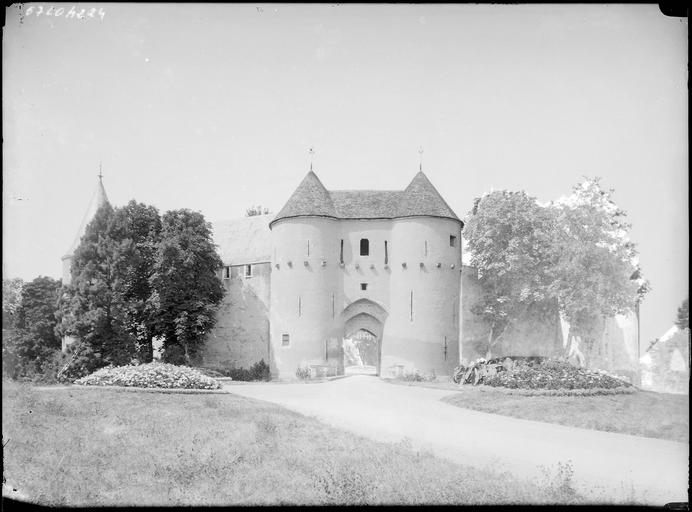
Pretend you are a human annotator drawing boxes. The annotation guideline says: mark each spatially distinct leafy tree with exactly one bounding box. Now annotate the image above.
[148,209,224,364]
[552,178,647,364]
[464,190,559,358]
[2,276,61,379]
[464,178,648,365]
[109,201,162,362]
[57,201,165,371]
[245,205,269,217]
[675,297,689,330]
[2,277,24,330]
[56,203,137,368]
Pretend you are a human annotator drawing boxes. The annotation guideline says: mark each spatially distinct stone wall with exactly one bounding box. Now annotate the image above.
[201,262,271,370]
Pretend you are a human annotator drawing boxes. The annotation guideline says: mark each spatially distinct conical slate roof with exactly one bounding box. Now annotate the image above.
[398,171,460,221]
[62,177,110,258]
[271,171,337,224]
[270,170,461,227]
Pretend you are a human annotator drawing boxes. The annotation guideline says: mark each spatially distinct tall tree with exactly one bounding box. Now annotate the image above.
[2,276,61,378]
[56,203,137,367]
[464,190,559,358]
[463,179,649,366]
[110,201,162,362]
[553,178,647,365]
[148,209,224,364]
[675,297,689,330]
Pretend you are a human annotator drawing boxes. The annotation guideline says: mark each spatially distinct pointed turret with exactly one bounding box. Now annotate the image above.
[270,171,337,227]
[61,174,111,284]
[399,171,461,223]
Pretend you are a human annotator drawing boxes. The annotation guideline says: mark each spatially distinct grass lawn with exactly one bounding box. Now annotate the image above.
[2,380,586,506]
[386,380,689,443]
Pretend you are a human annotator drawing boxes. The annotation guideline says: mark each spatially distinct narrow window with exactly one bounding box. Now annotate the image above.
[450,235,457,247]
[360,238,369,256]
[282,333,290,346]
[424,241,428,257]
[340,239,344,264]
[245,264,252,278]
[224,266,230,279]
[444,337,448,361]
[307,240,310,257]
[298,296,302,317]
[384,241,388,264]
[360,283,368,291]
[410,290,413,322]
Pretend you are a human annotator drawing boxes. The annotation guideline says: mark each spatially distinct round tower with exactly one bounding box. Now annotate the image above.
[383,172,462,375]
[385,216,461,375]
[269,172,340,378]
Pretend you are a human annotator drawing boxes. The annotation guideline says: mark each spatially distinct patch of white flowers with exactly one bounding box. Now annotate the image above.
[75,362,221,390]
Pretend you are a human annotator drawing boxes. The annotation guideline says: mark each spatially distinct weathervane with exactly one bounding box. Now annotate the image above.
[309,147,315,171]
[98,162,103,182]
[418,147,423,172]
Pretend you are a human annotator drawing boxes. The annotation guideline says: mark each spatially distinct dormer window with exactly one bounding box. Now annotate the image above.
[360,239,369,256]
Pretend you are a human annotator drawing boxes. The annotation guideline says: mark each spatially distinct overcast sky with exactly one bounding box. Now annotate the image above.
[3,4,687,348]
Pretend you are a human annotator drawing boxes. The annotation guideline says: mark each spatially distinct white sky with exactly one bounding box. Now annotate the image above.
[2,4,688,349]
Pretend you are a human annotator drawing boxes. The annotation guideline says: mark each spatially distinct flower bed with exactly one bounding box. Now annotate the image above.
[453,357,633,393]
[75,362,221,390]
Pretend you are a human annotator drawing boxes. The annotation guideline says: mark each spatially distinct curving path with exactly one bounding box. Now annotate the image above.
[224,375,688,505]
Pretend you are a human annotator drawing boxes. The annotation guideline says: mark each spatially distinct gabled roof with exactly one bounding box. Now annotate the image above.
[212,214,272,265]
[270,170,461,227]
[63,177,110,258]
[330,190,403,219]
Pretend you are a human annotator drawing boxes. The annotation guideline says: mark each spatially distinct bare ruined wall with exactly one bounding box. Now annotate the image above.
[202,263,271,369]
[460,265,562,363]
[562,313,639,377]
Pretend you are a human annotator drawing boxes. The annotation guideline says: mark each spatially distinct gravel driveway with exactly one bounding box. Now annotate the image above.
[224,375,688,505]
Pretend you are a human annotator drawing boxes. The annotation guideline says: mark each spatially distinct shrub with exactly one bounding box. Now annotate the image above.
[75,362,221,389]
[199,359,271,381]
[2,330,66,382]
[296,366,311,381]
[250,359,271,381]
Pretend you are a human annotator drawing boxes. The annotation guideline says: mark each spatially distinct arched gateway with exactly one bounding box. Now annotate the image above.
[339,299,387,376]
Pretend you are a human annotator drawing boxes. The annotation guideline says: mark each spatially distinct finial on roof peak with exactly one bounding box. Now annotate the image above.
[309,147,315,172]
[418,146,423,172]
[98,161,103,182]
